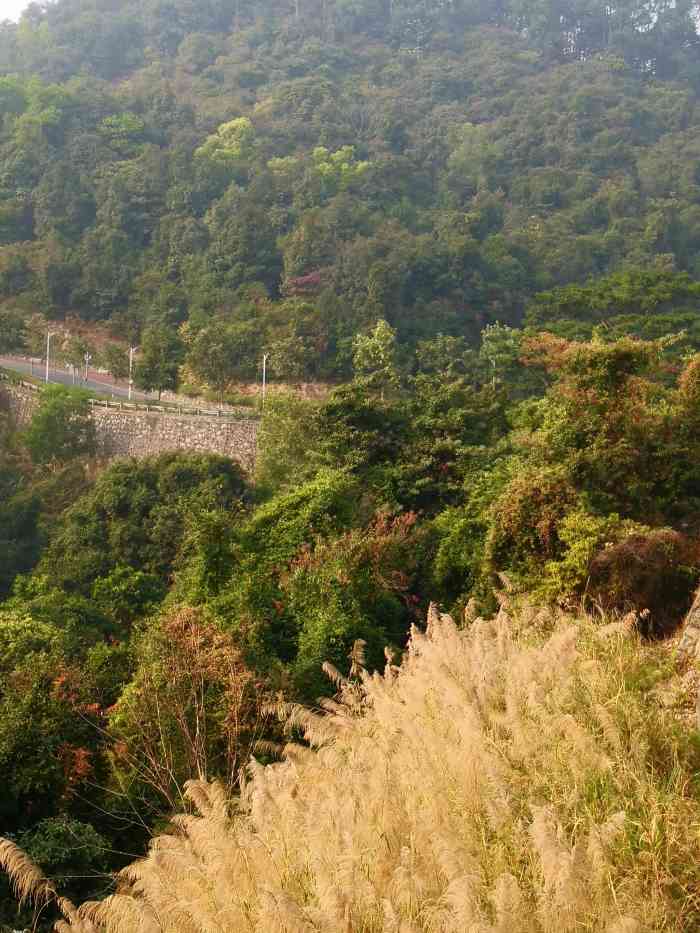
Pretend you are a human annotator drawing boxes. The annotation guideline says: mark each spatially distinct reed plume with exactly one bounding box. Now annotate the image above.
[4,602,699,930]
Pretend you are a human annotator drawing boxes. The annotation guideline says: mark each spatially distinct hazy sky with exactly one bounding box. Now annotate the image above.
[0,0,28,22]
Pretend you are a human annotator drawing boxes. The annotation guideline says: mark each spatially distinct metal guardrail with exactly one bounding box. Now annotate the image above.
[0,369,260,422]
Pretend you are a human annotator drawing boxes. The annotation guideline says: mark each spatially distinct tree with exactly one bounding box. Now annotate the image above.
[133,323,182,399]
[100,342,129,381]
[255,393,321,494]
[0,486,41,598]
[23,385,96,466]
[0,305,25,353]
[108,607,270,811]
[195,117,255,169]
[23,312,51,358]
[352,320,400,399]
[185,320,254,405]
[60,333,92,378]
[42,452,248,593]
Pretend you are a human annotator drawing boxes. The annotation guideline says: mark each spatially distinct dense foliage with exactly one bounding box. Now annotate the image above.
[3,0,700,928]
[4,319,700,928]
[2,0,700,385]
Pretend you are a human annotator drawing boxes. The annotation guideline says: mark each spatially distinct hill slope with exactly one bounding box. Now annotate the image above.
[1,1,700,379]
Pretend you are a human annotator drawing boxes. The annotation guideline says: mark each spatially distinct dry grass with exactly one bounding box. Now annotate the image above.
[3,602,700,931]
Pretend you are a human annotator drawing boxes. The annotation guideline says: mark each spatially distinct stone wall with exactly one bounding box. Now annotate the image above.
[1,381,258,471]
[92,408,258,470]
[1,381,39,422]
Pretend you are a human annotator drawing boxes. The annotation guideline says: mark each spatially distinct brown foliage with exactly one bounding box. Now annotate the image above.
[108,607,272,810]
[487,470,579,573]
[587,529,700,636]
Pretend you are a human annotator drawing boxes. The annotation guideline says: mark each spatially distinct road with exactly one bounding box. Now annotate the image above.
[0,356,151,401]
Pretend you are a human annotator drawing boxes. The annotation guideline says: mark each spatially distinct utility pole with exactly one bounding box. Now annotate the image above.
[262,352,269,409]
[128,346,139,401]
[45,331,56,383]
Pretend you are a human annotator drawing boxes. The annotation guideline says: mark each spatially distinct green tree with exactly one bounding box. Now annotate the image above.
[133,323,182,399]
[60,333,92,377]
[100,342,129,381]
[352,320,400,399]
[0,305,25,353]
[23,312,51,358]
[23,385,96,466]
[42,452,247,593]
[185,319,255,405]
[255,393,322,494]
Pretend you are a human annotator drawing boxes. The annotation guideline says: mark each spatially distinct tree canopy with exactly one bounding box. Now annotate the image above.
[0,0,700,380]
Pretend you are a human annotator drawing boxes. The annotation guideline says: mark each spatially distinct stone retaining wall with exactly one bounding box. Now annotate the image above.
[1,382,39,422]
[93,408,258,470]
[1,382,258,471]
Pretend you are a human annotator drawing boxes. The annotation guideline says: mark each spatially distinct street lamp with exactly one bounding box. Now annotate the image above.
[128,346,139,401]
[83,352,92,383]
[45,331,56,384]
[261,352,269,409]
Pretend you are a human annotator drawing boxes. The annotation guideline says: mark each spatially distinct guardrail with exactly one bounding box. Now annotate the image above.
[0,369,260,422]
[88,397,259,421]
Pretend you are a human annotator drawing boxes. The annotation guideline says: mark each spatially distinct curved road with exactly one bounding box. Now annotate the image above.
[0,356,151,401]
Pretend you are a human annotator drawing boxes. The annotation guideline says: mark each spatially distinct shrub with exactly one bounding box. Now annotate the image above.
[107,607,271,813]
[485,466,579,582]
[281,510,425,697]
[539,513,700,635]
[585,528,700,635]
[23,385,96,467]
[42,453,247,593]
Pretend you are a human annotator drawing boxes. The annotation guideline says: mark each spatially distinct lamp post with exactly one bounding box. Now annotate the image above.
[128,346,139,401]
[262,352,269,410]
[83,352,92,383]
[45,331,56,384]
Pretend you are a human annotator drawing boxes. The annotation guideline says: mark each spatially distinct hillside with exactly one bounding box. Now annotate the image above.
[1,1,700,383]
[4,3,700,930]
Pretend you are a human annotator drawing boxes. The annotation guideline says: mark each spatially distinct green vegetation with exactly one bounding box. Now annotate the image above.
[22,385,96,466]
[4,323,700,928]
[3,0,700,928]
[1,0,700,387]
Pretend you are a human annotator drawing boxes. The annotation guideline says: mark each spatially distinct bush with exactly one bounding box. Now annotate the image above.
[23,385,96,466]
[586,528,700,635]
[538,513,700,635]
[211,469,366,668]
[43,452,247,593]
[107,607,271,813]
[485,466,579,582]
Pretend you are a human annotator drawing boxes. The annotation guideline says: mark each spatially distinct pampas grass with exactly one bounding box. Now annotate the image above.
[4,602,700,930]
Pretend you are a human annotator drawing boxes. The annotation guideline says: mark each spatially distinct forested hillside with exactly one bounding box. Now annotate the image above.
[4,2,700,930]
[1,0,700,381]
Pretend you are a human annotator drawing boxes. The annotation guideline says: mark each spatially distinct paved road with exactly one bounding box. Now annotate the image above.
[0,356,150,401]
